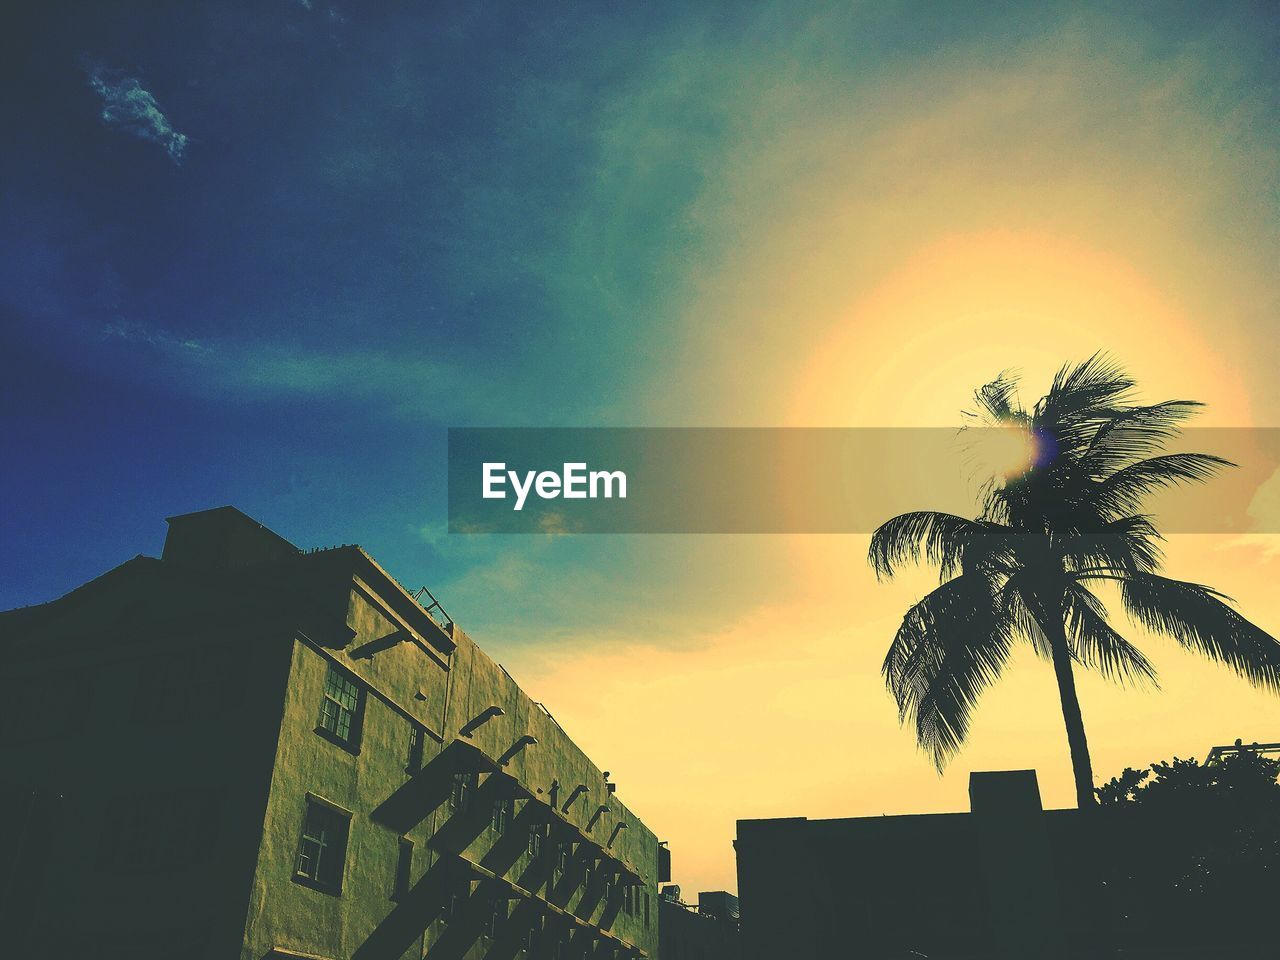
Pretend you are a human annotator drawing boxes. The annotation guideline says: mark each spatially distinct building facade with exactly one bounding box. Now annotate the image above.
[0,507,661,960]
[736,765,1280,960]
[657,889,739,960]
[736,770,1095,960]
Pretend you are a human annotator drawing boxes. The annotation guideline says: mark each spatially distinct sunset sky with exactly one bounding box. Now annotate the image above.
[5,1,1280,893]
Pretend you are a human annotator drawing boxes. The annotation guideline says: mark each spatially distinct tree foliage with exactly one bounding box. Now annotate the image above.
[870,356,1280,794]
[1094,746,1280,948]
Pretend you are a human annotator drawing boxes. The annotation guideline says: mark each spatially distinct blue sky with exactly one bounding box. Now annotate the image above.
[6,0,1280,891]
[2,1,673,602]
[7,0,1276,611]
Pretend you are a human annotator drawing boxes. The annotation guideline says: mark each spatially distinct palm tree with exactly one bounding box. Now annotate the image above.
[869,354,1280,809]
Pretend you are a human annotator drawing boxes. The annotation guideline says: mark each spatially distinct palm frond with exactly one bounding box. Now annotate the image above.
[1082,401,1207,476]
[998,570,1052,659]
[868,511,1010,580]
[1043,353,1135,415]
[1119,573,1280,691]
[967,372,1026,425]
[883,574,1015,769]
[1061,515,1164,575]
[1065,584,1159,687]
[1034,354,1136,458]
[1092,453,1233,517]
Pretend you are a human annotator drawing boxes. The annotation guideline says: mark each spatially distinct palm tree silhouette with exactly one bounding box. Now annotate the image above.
[869,355,1280,809]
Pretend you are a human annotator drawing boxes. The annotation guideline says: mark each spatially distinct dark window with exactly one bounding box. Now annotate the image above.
[392,838,413,900]
[528,822,545,858]
[450,771,476,814]
[406,723,424,773]
[491,795,512,834]
[295,798,350,893]
[317,664,362,747]
[644,891,650,926]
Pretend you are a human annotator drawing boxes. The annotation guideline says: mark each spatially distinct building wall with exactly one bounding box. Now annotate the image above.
[736,773,1074,960]
[658,896,739,960]
[0,558,298,960]
[241,548,661,960]
[3,508,662,960]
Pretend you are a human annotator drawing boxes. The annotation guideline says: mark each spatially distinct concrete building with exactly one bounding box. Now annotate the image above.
[657,889,739,960]
[735,770,1093,960]
[0,506,661,960]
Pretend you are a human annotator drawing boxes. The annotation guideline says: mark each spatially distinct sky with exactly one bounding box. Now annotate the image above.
[4,0,1280,894]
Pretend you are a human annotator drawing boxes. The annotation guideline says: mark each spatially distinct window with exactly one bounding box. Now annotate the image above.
[406,723,425,774]
[295,798,351,893]
[450,771,476,814]
[317,664,362,748]
[392,838,413,900]
[492,795,512,834]
[528,822,545,858]
[644,891,650,927]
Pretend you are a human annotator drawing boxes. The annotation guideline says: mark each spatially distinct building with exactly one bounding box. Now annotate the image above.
[658,888,739,960]
[736,770,1110,960]
[0,506,661,960]
[737,765,1280,960]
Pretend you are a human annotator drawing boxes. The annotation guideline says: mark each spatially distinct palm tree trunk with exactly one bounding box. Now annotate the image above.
[1047,611,1097,810]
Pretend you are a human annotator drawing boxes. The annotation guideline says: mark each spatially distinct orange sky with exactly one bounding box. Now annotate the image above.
[468,9,1280,896]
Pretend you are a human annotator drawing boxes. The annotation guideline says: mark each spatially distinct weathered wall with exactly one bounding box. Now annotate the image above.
[242,549,661,960]
[3,518,662,960]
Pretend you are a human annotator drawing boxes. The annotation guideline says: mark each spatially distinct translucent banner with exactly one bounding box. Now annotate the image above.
[447,428,1280,534]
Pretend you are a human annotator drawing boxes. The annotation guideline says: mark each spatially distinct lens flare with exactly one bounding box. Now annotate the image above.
[968,423,1038,484]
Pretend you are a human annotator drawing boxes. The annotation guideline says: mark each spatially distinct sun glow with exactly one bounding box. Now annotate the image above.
[787,230,1253,431]
[970,422,1040,486]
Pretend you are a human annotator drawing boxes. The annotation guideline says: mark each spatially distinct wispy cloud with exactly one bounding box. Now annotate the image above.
[96,317,504,422]
[291,0,347,28]
[103,318,207,352]
[86,65,188,163]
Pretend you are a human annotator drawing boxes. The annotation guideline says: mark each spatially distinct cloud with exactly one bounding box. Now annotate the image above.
[96,317,507,422]
[86,66,189,163]
[102,319,207,353]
